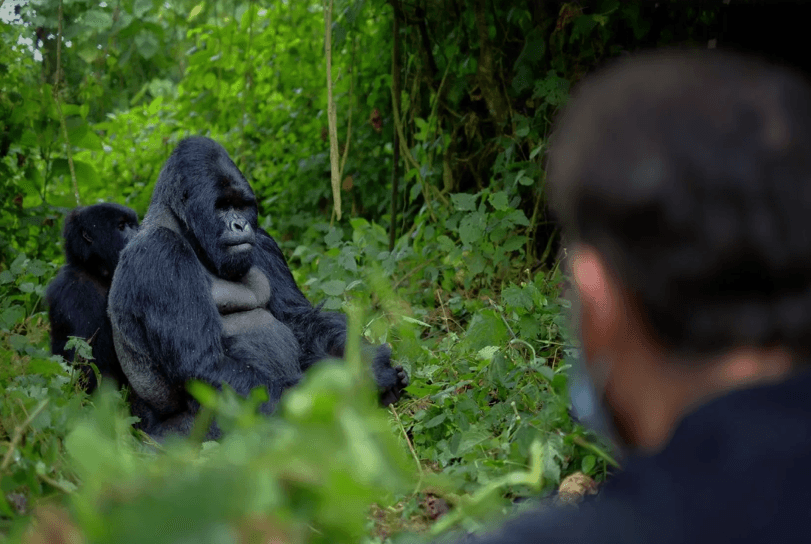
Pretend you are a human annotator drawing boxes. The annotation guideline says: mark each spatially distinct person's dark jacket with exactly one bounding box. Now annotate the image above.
[450,368,811,543]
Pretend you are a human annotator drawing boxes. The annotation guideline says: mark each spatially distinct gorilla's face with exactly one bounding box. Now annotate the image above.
[208,185,258,281]
[65,203,140,279]
[153,137,260,281]
[185,153,258,281]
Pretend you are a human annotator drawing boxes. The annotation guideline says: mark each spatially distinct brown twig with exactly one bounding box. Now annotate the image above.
[1,399,49,472]
[338,38,357,179]
[389,404,423,493]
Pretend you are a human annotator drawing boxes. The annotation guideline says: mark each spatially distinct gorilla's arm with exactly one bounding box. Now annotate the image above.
[109,228,284,411]
[45,268,119,389]
[47,269,101,355]
[253,229,348,369]
[253,230,409,403]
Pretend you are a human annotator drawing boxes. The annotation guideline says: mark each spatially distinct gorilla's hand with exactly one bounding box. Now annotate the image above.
[371,343,409,406]
[381,364,410,406]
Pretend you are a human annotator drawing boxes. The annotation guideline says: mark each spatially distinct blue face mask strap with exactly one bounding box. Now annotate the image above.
[568,352,625,457]
[564,258,626,459]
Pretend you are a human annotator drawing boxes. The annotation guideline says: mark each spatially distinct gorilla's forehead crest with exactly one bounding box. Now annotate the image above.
[188,137,251,190]
[151,136,254,202]
[172,136,236,171]
[216,161,250,191]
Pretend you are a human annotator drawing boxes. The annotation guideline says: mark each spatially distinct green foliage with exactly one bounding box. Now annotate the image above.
[57,358,415,544]
[402,275,577,491]
[0,254,55,369]
[0,255,50,329]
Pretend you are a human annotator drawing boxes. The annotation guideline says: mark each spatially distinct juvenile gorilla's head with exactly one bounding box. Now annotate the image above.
[152,137,259,281]
[64,203,140,280]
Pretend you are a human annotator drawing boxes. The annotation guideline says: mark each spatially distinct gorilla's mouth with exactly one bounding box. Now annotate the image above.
[221,230,255,254]
[225,242,253,253]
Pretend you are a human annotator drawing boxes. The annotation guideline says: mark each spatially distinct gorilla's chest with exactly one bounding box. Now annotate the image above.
[208,265,301,372]
[209,266,273,335]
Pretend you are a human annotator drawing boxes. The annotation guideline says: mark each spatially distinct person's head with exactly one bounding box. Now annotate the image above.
[549,49,811,451]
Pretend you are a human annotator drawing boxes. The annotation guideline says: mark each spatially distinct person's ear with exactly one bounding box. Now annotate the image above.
[570,246,616,339]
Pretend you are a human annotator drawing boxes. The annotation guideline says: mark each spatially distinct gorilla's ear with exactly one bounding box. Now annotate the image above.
[82,230,94,244]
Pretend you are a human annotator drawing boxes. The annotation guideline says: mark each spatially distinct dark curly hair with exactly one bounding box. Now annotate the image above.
[548,49,811,357]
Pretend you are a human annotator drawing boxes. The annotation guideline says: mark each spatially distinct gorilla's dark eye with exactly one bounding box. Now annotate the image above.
[118,221,126,231]
[215,195,255,212]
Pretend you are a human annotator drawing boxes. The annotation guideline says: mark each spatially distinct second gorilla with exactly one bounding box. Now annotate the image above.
[108,137,408,438]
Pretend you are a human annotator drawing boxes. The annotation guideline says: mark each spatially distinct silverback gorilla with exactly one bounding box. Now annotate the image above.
[46,203,139,391]
[108,137,408,438]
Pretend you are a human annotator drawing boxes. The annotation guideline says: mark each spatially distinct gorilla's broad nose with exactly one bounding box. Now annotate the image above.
[228,215,252,233]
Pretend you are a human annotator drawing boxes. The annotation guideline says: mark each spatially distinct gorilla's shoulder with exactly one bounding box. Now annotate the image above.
[48,265,103,293]
[256,229,284,255]
[125,224,191,255]
[45,266,72,300]
[116,225,200,280]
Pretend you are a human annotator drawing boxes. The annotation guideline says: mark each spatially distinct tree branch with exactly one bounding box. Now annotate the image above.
[325,0,342,221]
[389,6,402,251]
[54,0,80,206]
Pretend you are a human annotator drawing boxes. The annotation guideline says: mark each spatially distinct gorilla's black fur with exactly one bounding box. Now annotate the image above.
[108,137,408,438]
[46,203,139,391]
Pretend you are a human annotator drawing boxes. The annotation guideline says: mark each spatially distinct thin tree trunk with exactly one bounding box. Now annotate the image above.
[389,9,402,251]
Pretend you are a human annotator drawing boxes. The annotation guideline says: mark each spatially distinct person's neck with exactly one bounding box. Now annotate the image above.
[612,346,795,452]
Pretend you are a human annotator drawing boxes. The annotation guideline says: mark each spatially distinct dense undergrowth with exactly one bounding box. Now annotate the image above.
[0,212,604,542]
[0,0,719,541]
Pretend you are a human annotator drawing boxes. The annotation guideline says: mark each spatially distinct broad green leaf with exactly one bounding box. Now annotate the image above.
[451,192,478,212]
[134,0,153,18]
[135,31,160,60]
[84,10,113,30]
[533,70,570,107]
[507,209,531,226]
[582,455,597,474]
[488,191,510,211]
[503,285,532,310]
[424,413,447,428]
[188,3,204,21]
[464,310,509,351]
[518,315,542,340]
[324,228,343,247]
[536,365,555,381]
[477,346,499,361]
[0,306,25,330]
[188,381,219,407]
[458,211,485,246]
[321,280,346,296]
[203,73,217,89]
[517,171,535,186]
[456,429,490,456]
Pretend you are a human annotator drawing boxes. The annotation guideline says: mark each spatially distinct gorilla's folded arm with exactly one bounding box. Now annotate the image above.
[253,230,348,369]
